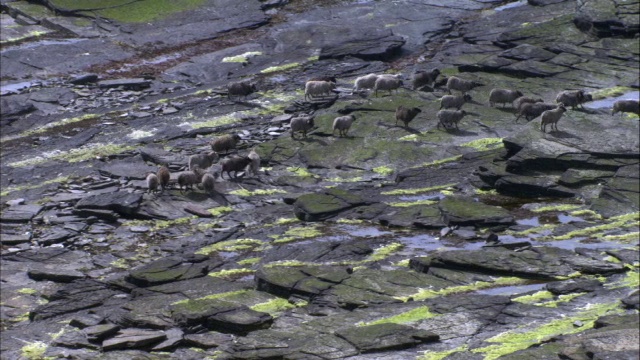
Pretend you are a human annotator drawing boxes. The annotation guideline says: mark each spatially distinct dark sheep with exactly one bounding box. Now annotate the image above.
[220,156,253,179]
[515,102,558,122]
[489,88,524,108]
[290,116,315,139]
[228,80,257,99]
[555,90,592,110]
[178,167,203,192]
[210,134,241,154]
[201,173,216,194]
[513,96,544,112]
[612,99,640,116]
[146,173,159,194]
[395,106,422,127]
[412,69,440,90]
[157,165,171,192]
[189,151,219,172]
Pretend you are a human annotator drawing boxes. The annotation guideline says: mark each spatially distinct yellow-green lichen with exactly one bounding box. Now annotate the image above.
[286,167,318,178]
[359,306,437,326]
[195,238,263,255]
[8,143,137,167]
[336,218,365,224]
[264,260,309,268]
[18,114,99,138]
[606,270,639,289]
[381,183,457,196]
[221,51,262,63]
[471,302,624,360]
[418,345,469,360]
[171,290,250,306]
[589,86,635,100]
[17,288,38,295]
[367,242,404,262]
[512,290,555,304]
[530,204,583,213]
[237,257,261,266]
[208,206,233,216]
[261,62,300,74]
[602,232,639,244]
[250,297,296,315]
[460,137,503,151]
[475,188,498,195]
[394,259,410,267]
[372,166,394,176]
[110,258,129,269]
[189,113,242,129]
[270,225,322,244]
[326,176,364,183]
[569,209,603,220]
[386,199,438,207]
[553,212,639,240]
[399,277,529,302]
[124,216,194,232]
[413,155,463,169]
[272,217,299,226]
[208,268,255,278]
[20,341,50,360]
[1,176,71,197]
[229,188,287,196]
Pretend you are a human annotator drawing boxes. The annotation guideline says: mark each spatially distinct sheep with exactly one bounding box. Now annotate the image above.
[440,94,472,110]
[353,73,379,91]
[157,165,171,192]
[395,106,422,127]
[513,96,544,112]
[220,156,253,179]
[555,90,592,110]
[247,149,261,177]
[540,104,567,133]
[304,80,336,100]
[412,69,440,90]
[177,167,203,193]
[333,115,357,137]
[612,99,640,116]
[188,151,219,172]
[201,173,217,194]
[227,80,256,100]
[210,134,241,154]
[437,109,467,130]
[373,76,403,97]
[489,88,524,108]
[146,173,159,194]
[290,116,315,139]
[308,76,337,83]
[515,102,558,122]
[446,76,482,94]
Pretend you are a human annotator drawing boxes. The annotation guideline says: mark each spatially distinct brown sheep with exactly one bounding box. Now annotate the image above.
[157,165,171,192]
[221,156,253,179]
[210,134,241,154]
[395,106,422,127]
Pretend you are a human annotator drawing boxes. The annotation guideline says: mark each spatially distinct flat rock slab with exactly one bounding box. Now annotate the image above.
[101,328,167,351]
[0,204,43,223]
[438,196,515,226]
[495,174,577,198]
[98,156,158,180]
[28,266,85,283]
[184,332,234,349]
[293,187,369,221]
[335,323,439,353]
[98,78,151,90]
[255,265,351,299]
[127,255,213,287]
[411,246,627,279]
[75,191,142,216]
[206,307,274,333]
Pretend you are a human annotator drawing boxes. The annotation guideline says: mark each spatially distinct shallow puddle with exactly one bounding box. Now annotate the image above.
[588,91,640,109]
[339,224,393,238]
[475,282,546,296]
[495,0,528,11]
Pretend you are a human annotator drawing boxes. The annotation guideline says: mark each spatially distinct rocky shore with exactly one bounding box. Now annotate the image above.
[1,0,638,359]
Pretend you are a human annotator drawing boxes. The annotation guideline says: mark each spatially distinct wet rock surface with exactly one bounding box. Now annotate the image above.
[1,0,639,359]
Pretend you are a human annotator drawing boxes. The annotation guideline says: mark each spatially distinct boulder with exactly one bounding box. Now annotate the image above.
[75,192,143,216]
[438,196,514,227]
[293,188,368,221]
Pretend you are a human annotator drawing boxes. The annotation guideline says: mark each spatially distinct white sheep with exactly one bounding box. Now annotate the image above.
[440,94,472,110]
[612,99,640,116]
[489,88,524,108]
[373,76,403,97]
[247,149,261,176]
[146,173,159,194]
[437,109,467,130]
[332,115,357,137]
[290,116,315,138]
[446,76,482,94]
[188,151,219,172]
[555,90,591,109]
[353,73,379,92]
[540,104,567,133]
[304,80,336,100]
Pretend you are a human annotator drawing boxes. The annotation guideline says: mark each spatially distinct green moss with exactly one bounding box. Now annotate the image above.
[264,260,309,268]
[190,113,242,129]
[110,258,129,269]
[207,206,233,216]
[372,166,394,176]
[172,290,250,306]
[270,225,322,244]
[0,175,70,197]
[261,62,300,74]
[336,218,365,224]
[237,257,261,266]
[17,288,38,295]
[418,345,469,360]
[400,277,529,302]
[569,209,603,219]
[250,297,296,315]
[195,238,263,255]
[272,217,299,226]
[48,0,207,23]
[326,176,364,183]
[602,232,639,244]
[386,199,438,207]
[229,188,287,196]
[606,270,639,289]
[21,341,50,360]
[19,114,99,138]
[286,167,318,178]
[475,188,498,195]
[208,268,254,278]
[9,143,137,167]
[381,183,458,196]
[360,306,437,326]
[553,212,639,240]
[460,137,503,151]
[589,86,635,100]
[506,224,556,237]
[512,290,554,304]
[413,155,463,169]
[367,242,404,262]
[221,51,262,63]
[471,302,624,360]
[394,259,410,267]
[530,204,583,213]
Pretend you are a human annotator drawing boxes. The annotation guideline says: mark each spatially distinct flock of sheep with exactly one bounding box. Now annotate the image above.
[145,70,639,195]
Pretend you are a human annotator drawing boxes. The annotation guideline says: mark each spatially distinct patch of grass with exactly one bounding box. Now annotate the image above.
[270,225,322,244]
[189,113,242,129]
[381,183,457,195]
[250,297,296,315]
[20,341,49,360]
[418,345,469,360]
[237,257,261,266]
[229,188,287,196]
[326,176,364,183]
[367,242,404,262]
[460,137,503,151]
[372,166,394,176]
[49,0,208,23]
[8,143,137,167]
[412,155,463,169]
[195,238,263,255]
[605,270,639,289]
[530,204,583,213]
[399,277,529,302]
[553,212,639,240]
[208,268,255,278]
[589,86,635,100]
[18,114,99,138]
[261,62,300,74]
[208,206,233,216]
[359,306,437,326]
[386,199,438,207]
[17,288,38,295]
[286,167,318,178]
[0,175,70,197]
[601,232,640,244]
[222,51,262,63]
[471,302,624,360]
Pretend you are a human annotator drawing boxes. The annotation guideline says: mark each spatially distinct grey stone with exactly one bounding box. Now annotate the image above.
[75,192,142,216]
[101,328,167,351]
[335,323,438,353]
